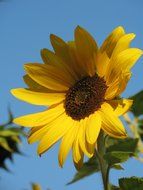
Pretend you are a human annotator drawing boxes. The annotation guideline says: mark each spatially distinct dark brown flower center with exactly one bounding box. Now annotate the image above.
[64,74,108,120]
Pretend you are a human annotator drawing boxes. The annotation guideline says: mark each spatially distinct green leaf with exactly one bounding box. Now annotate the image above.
[137,119,143,141]
[104,151,130,166]
[0,137,13,152]
[0,109,25,172]
[106,138,139,154]
[67,155,100,185]
[0,129,21,137]
[104,138,139,166]
[130,90,143,116]
[112,164,124,170]
[119,177,143,190]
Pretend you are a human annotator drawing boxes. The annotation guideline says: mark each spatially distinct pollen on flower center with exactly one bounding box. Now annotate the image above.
[64,74,108,120]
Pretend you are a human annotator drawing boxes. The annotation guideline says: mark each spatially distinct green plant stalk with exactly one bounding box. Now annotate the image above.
[96,131,110,190]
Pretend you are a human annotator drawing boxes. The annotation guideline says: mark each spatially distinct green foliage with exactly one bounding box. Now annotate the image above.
[68,137,139,185]
[137,119,143,141]
[104,137,139,166]
[104,152,130,166]
[110,184,120,190]
[119,177,143,190]
[0,110,25,171]
[67,155,100,185]
[106,137,138,154]
[112,164,124,170]
[130,90,143,117]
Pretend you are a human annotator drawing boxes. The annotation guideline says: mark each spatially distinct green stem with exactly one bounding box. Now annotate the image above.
[96,131,110,190]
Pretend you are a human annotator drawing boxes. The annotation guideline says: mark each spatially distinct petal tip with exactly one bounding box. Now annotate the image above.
[58,161,64,168]
[116,26,125,32]
[75,25,83,32]
[50,33,56,39]
[10,89,16,96]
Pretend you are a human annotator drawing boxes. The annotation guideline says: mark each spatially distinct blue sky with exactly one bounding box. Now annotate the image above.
[0,0,143,189]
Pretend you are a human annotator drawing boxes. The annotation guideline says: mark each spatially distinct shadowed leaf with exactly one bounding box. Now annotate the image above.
[110,184,120,190]
[106,138,139,155]
[130,90,143,117]
[119,177,143,190]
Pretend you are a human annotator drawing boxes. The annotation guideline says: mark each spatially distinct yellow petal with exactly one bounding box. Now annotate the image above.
[96,52,110,77]
[23,75,48,91]
[108,99,133,116]
[74,26,98,76]
[30,125,45,135]
[72,137,83,163]
[37,113,74,155]
[28,125,48,144]
[41,48,55,65]
[49,35,80,80]
[85,142,95,156]
[13,103,65,127]
[100,26,125,57]
[67,41,86,78]
[40,48,78,81]
[73,153,84,170]
[24,63,74,91]
[111,33,135,59]
[117,48,143,70]
[50,34,69,61]
[11,88,65,106]
[99,103,127,138]
[115,72,132,96]
[105,72,132,100]
[78,119,94,157]
[105,77,120,100]
[86,113,101,144]
[58,122,78,167]
[106,48,143,84]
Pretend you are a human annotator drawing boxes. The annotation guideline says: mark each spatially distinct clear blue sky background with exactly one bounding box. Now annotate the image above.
[0,0,143,189]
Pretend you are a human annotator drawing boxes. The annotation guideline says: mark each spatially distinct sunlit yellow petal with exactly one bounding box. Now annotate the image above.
[105,77,119,100]
[86,112,101,144]
[78,119,94,157]
[111,33,135,59]
[108,99,133,116]
[100,26,125,57]
[115,72,132,96]
[106,48,143,84]
[105,72,132,100]
[37,113,74,155]
[28,125,48,144]
[11,88,65,106]
[13,103,65,127]
[99,103,127,138]
[58,123,78,167]
[72,137,83,163]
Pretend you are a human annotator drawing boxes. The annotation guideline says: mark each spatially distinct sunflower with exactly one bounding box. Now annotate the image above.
[11,26,142,169]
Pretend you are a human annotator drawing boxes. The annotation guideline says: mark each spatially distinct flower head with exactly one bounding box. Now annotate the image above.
[11,26,143,169]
